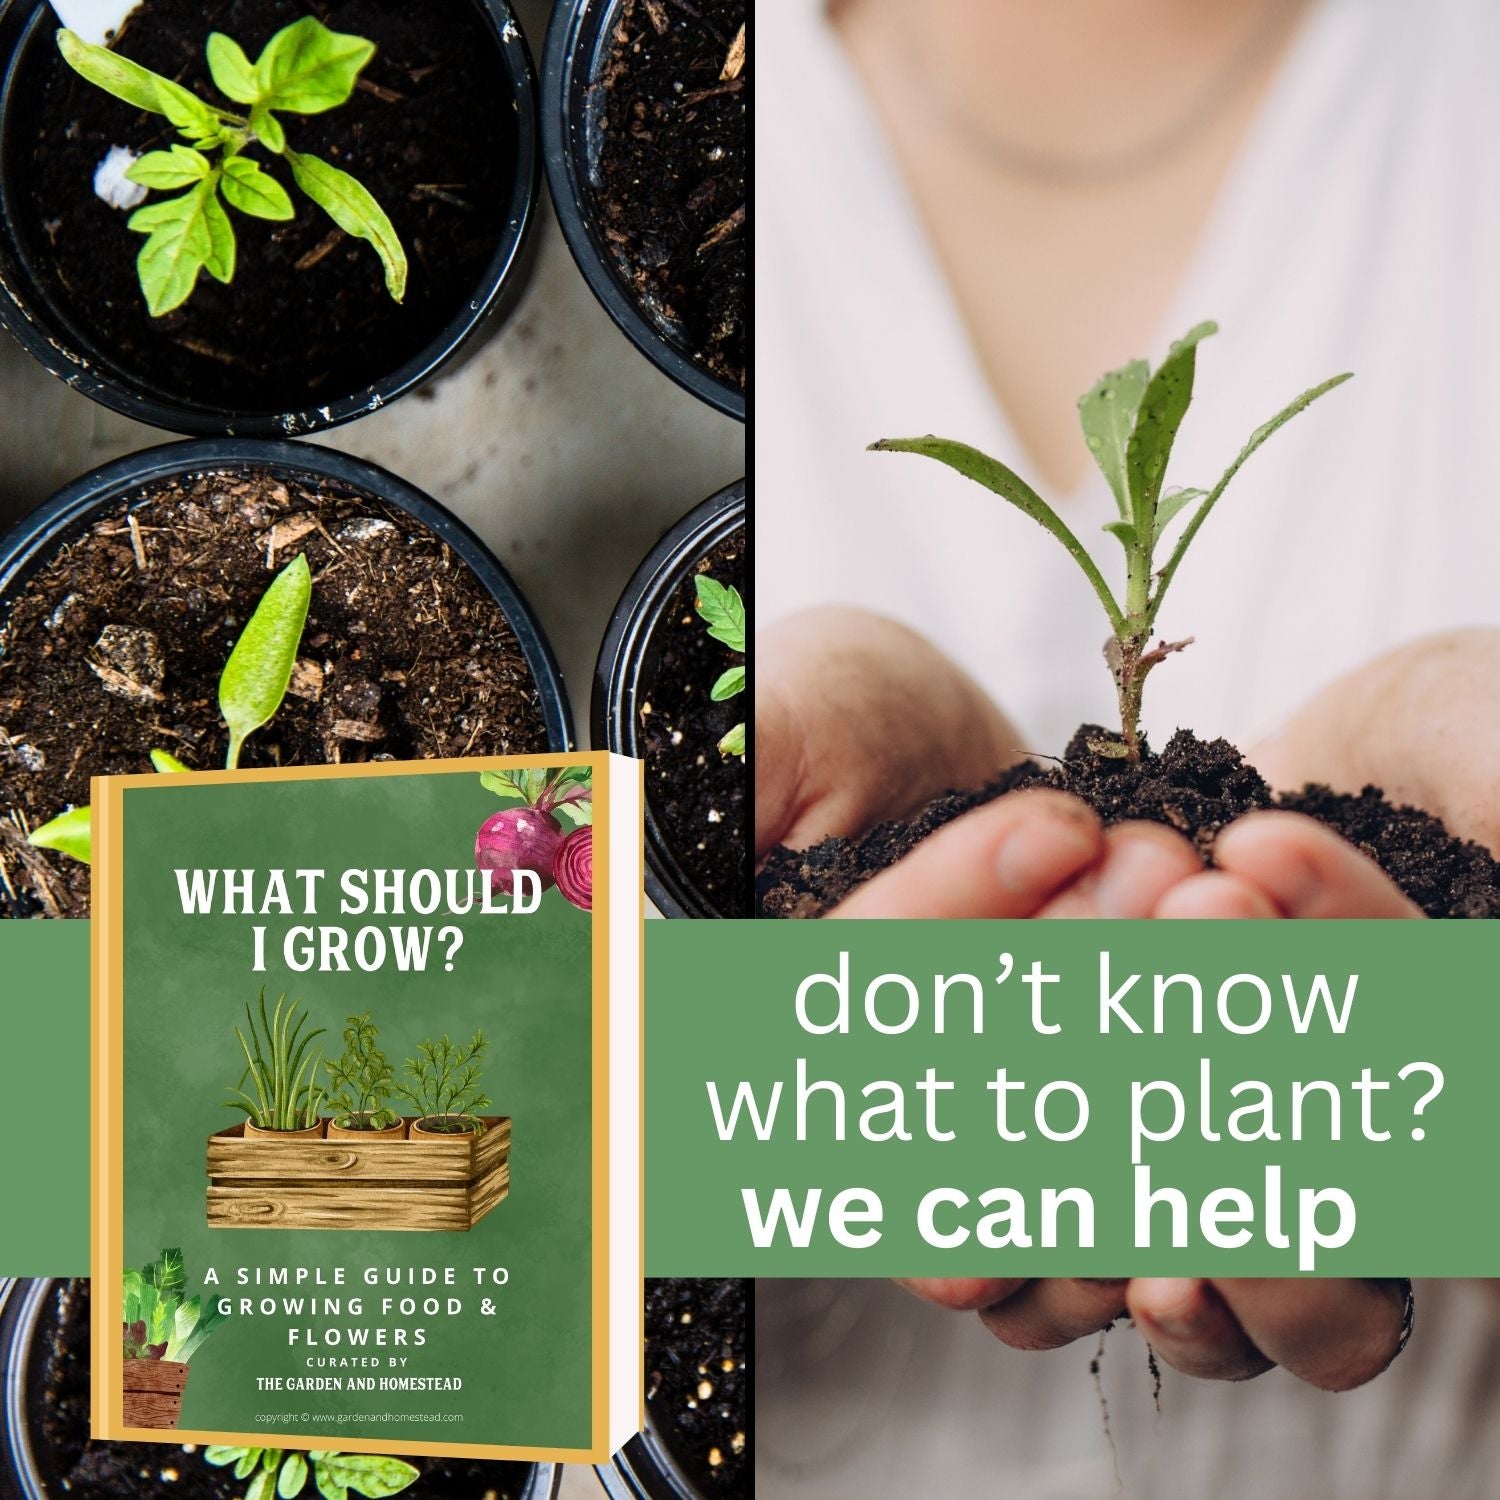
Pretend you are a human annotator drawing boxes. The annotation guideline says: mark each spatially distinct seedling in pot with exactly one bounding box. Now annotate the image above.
[27,551,312,864]
[396,1029,491,1135]
[205,1447,419,1500]
[227,988,326,1132]
[123,1247,225,1364]
[474,765,593,893]
[871,322,1351,761]
[57,18,407,315]
[694,575,745,758]
[325,1012,399,1130]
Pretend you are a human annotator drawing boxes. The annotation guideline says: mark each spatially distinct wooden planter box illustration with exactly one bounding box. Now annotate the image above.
[123,1360,189,1428]
[206,1117,511,1231]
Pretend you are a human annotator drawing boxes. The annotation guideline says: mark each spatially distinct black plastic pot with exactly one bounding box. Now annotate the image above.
[0,0,539,438]
[0,438,573,746]
[592,481,744,919]
[540,1,745,423]
[593,1420,703,1500]
[0,1280,561,1500]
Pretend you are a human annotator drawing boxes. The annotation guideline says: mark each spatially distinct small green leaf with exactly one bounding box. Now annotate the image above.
[28,805,91,864]
[251,104,287,154]
[125,145,211,189]
[717,722,746,759]
[1102,519,1136,551]
[694,576,745,654]
[201,185,237,284]
[222,157,296,220]
[555,800,593,828]
[150,748,191,773]
[710,664,745,701]
[479,770,527,801]
[278,1451,309,1498]
[128,183,217,316]
[219,553,313,769]
[256,17,375,114]
[315,1474,348,1500]
[1078,357,1149,521]
[235,1451,261,1480]
[247,1470,277,1500]
[204,1447,249,1468]
[317,1454,421,1498]
[206,32,261,105]
[1152,486,1207,546]
[1124,321,1217,540]
[56,29,214,136]
[287,150,407,301]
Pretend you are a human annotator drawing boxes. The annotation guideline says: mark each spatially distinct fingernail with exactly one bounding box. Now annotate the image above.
[1137,1279,1205,1338]
[1095,836,1185,917]
[995,813,1096,898]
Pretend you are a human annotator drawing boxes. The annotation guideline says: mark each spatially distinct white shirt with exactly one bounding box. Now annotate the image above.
[757,1,1500,1494]
[758,0,1500,755]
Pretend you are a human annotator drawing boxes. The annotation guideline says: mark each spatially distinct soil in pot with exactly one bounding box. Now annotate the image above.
[326,1114,407,1139]
[14,0,518,411]
[639,531,747,917]
[756,726,1500,919]
[593,0,747,392]
[27,1281,541,1500]
[410,1115,484,1137]
[0,467,550,919]
[643,1278,749,1500]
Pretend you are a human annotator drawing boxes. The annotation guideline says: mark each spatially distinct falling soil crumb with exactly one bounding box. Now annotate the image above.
[757,726,1500,919]
[645,1279,749,1498]
[593,0,747,390]
[639,530,748,916]
[0,468,549,918]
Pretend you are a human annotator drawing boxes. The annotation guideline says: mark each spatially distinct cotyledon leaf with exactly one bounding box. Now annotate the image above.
[219,553,313,769]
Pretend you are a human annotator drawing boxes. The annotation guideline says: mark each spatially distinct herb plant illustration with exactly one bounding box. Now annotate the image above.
[395,1029,491,1135]
[325,1013,399,1130]
[123,1247,225,1364]
[205,1447,419,1500]
[58,19,407,316]
[871,321,1351,760]
[227,989,327,1132]
[695,574,746,758]
[27,552,312,863]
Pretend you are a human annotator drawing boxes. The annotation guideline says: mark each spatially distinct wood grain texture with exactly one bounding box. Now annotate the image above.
[121,1391,184,1429]
[206,1118,511,1230]
[123,1360,189,1394]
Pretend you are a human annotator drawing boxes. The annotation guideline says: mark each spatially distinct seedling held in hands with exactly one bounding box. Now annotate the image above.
[694,574,745,759]
[205,1446,419,1500]
[58,18,408,316]
[28,552,312,864]
[872,322,1351,761]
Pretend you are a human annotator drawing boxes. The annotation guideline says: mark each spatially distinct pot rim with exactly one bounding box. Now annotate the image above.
[0,0,540,438]
[591,481,745,919]
[592,1418,709,1500]
[0,438,574,755]
[0,1279,562,1500]
[540,0,745,424]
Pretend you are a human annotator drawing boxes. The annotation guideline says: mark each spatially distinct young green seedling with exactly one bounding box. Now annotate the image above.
[325,1012,399,1130]
[871,322,1351,761]
[58,18,407,316]
[27,552,312,864]
[204,1446,419,1500]
[227,988,326,1131]
[395,1029,491,1135]
[694,574,746,759]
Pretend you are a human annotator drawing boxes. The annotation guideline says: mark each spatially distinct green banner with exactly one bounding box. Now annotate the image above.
[644,921,1500,1277]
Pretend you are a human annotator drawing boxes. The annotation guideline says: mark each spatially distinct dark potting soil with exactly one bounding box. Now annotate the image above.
[0,468,549,919]
[593,0,747,391]
[16,0,515,412]
[29,1281,538,1500]
[644,1278,749,1499]
[639,531,747,916]
[756,726,1500,920]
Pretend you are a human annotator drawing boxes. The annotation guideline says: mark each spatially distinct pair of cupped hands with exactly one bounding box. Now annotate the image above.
[758,609,1500,1392]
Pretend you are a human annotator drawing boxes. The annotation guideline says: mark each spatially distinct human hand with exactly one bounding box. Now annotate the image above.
[896,1276,1409,1390]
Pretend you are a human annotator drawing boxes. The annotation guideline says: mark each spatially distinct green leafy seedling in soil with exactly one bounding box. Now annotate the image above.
[394,1029,491,1135]
[325,1013,399,1129]
[871,322,1351,761]
[27,552,312,864]
[480,765,594,827]
[123,1247,225,1364]
[205,1447,419,1500]
[694,574,746,759]
[58,19,407,316]
[227,987,327,1131]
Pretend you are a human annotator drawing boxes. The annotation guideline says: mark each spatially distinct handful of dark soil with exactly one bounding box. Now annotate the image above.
[0,468,549,918]
[756,727,1500,919]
